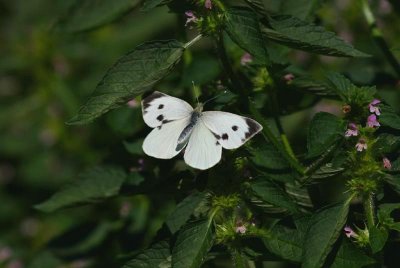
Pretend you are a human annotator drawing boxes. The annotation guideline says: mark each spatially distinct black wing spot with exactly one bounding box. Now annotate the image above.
[142,92,164,110]
[158,104,164,109]
[157,114,164,121]
[232,125,238,131]
[222,133,229,140]
[162,119,172,124]
[216,141,220,146]
[157,126,162,130]
[244,119,261,139]
[213,133,221,140]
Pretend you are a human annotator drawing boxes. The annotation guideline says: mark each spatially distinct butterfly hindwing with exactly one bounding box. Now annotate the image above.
[201,111,263,149]
[184,120,222,170]
[142,91,193,128]
[143,117,191,159]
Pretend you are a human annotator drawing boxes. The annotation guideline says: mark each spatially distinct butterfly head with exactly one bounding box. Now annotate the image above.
[194,103,204,113]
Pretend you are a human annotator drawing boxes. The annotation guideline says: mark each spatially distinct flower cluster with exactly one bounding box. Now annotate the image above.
[345,99,382,152]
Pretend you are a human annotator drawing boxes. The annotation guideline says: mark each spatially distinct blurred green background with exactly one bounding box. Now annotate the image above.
[0,0,399,267]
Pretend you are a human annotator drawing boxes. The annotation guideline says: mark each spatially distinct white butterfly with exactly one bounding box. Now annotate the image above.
[141,91,263,170]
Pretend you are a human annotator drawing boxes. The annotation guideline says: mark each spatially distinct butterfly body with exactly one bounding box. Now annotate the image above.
[141,91,262,170]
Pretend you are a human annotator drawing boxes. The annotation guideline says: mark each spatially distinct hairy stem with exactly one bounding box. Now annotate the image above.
[361,0,400,78]
[363,193,376,228]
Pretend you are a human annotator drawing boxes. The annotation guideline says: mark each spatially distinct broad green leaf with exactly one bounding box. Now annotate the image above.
[307,112,346,158]
[285,181,313,208]
[330,239,375,268]
[172,219,214,268]
[141,0,172,12]
[369,226,388,253]
[302,200,350,268]
[324,72,354,99]
[377,203,400,231]
[225,8,269,64]
[280,0,322,20]
[249,142,290,170]
[263,225,303,262]
[68,40,185,125]
[57,0,140,33]
[262,16,369,57]
[290,76,336,97]
[373,133,400,154]
[35,166,126,212]
[166,191,209,234]
[311,163,345,180]
[250,179,299,213]
[383,175,400,196]
[380,104,400,130]
[243,0,268,16]
[123,241,171,268]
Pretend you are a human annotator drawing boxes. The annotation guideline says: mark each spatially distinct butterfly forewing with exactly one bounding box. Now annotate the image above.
[143,116,191,159]
[184,120,222,170]
[201,111,263,149]
[142,91,193,128]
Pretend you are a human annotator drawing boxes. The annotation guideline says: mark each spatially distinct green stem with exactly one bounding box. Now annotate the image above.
[363,193,376,228]
[361,0,400,78]
[249,105,305,175]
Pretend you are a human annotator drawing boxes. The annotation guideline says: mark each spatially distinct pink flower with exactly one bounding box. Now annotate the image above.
[283,73,295,83]
[235,225,247,234]
[0,246,12,262]
[355,138,368,152]
[205,0,212,9]
[344,226,358,238]
[369,99,381,115]
[127,99,138,108]
[383,157,392,169]
[240,53,252,65]
[185,11,198,27]
[367,114,380,128]
[345,123,358,137]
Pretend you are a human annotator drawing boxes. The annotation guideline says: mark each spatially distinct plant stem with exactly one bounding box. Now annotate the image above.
[363,193,376,228]
[361,0,400,78]
[249,105,305,175]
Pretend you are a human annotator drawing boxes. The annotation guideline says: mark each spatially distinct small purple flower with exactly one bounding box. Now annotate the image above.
[0,246,12,262]
[344,226,358,238]
[383,157,392,169]
[367,114,380,128]
[240,52,252,66]
[127,99,138,108]
[185,11,198,27]
[235,225,247,234]
[355,138,368,152]
[205,0,212,9]
[345,123,358,137]
[369,99,381,115]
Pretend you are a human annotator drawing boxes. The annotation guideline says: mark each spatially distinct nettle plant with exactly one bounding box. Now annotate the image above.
[36,0,400,267]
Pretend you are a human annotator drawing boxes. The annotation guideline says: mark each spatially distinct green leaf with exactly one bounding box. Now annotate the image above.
[302,200,350,268]
[369,226,388,253]
[330,239,375,268]
[166,191,209,234]
[263,225,303,262]
[249,142,290,170]
[373,133,400,154]
[243,0,268,16]
[124,139,144,155]
[380,104,400,130]
[68,40,185,125]
[324,72,354,99]
[290,76,336,97]
[35,166,126,212]
[383,175,400,196]
[172,219,214,268]
[141,0,172,12]
[57,0,140,33]
[280,0,322,20]
[225,8,269,64]
[262,16,369,57]
[28,252,63,268]
[307,112,346,158]
[123,241,171,268]
[250,179,299,213]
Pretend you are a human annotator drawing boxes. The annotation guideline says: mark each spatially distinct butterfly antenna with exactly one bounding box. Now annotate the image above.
[202,90,228,106]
